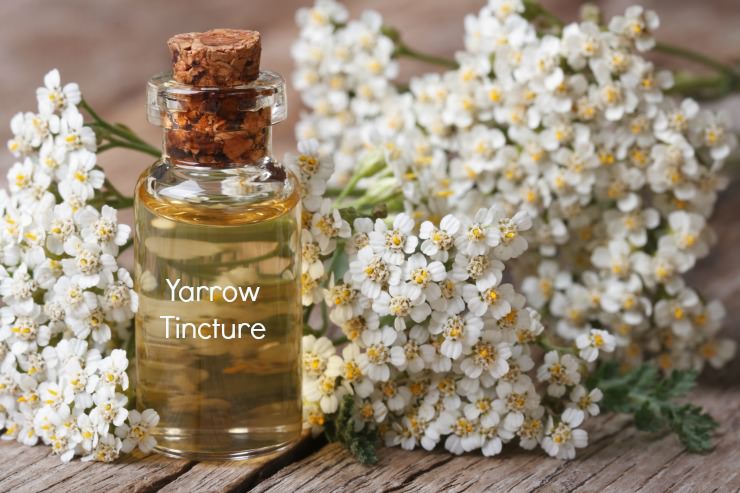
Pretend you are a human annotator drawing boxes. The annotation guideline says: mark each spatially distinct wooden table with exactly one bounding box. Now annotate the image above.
[1,1,740,491]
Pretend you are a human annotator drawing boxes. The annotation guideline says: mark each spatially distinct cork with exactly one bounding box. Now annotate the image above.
[160,29,276,168]
[168,29,261,87]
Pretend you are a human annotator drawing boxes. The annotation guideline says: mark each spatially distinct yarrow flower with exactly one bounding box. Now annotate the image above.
[1,70,158,462]
[293,0,735,462]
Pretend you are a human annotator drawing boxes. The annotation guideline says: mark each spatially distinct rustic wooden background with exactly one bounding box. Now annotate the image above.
[1,0,739,492]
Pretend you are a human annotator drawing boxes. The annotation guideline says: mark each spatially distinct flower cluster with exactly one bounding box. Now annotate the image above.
[292,140,599,458]
[1,70,158,462]
[292,0,735,460]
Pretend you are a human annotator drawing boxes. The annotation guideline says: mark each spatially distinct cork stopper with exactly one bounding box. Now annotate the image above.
[168,29,261,87]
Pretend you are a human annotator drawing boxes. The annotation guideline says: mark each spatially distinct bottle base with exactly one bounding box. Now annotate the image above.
[152,437,300,462]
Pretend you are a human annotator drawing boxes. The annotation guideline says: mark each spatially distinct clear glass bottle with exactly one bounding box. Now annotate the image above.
[134,30,302,461]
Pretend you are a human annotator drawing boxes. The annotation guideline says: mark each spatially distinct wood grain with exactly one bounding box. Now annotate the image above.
[0,444,192,493]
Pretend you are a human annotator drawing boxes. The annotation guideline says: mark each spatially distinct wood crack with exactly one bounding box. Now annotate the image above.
[137,461,197,493]
[381,454,456,493]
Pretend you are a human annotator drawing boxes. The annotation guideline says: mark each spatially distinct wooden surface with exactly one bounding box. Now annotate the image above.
[1,0,740,492]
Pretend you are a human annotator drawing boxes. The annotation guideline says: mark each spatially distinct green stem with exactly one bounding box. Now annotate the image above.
[104,177,127,201]
[536,336,575,354]
[102,137,160,158]
[82,101,152,146]
[120,238,133,253]
[335,172,366,206]
[381,25,458,69]
[395,44,458,69]
[81,99,161,156]
[655,42,739,79]
[348,189,404,210]
[90,196,134,210]
[320,300,329,335]
[523,0,564,28]
[332,335,349,346]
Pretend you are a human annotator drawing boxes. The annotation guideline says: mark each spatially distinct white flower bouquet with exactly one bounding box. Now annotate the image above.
[291,0,737,463]
[1,0,737,465]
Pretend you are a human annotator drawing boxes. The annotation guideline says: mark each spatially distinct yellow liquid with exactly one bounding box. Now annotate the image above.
[134,176,302,460]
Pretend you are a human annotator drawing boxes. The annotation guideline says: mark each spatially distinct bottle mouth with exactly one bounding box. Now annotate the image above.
[147,70,287,128]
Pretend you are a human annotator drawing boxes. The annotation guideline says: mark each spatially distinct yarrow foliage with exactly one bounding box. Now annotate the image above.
[1,70,158,462]
[292,0,736,461]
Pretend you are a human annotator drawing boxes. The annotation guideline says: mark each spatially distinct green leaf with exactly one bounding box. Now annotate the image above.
[590,362,718,453]
[655,369,698,400]
[668,404,718,453]
[324,394,379,465]
[634,402,664,431]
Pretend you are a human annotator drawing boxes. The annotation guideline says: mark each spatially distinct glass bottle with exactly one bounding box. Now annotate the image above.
[134,29,302,460]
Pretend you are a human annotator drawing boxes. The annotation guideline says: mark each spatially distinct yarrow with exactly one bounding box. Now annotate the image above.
[1,70,158,462]
[292,0,736,461]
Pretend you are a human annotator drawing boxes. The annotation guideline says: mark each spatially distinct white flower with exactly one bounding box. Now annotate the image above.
[292,0,735,461]
[591,239,633,278]
[357,326,402,382]
[373,282,431,329]
[93,349,129,391]
[654,288,700,337]
[568,385,603,417]
[443,412,482,455]
[576,329,616,362]
[302,335,341,379]
[61,238,116,288]
[429,309,484,361]
[404,253,446,301]
[493,378,540,432]
[323,277,364,323]
[542,408,588,459]
[455,207,501,256]
[463,279,517,319]
[522,261,571,309]
[349,246,401,299]
[100,269,137,323]
[419,214,461,262]
[608,6,660,52]
[662,210,710,258]
[537,351,582,397]
[115,409,159,454]
[368,213,418,265]
[81,432,121,463]
[36,69,81,116]
[77,205,130,255]
[59,151,103,201]
[460,335,511,380]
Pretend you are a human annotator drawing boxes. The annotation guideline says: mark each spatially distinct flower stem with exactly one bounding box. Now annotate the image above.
[100,137,160,158]
[536,336,575,354]
[335,172,366,206]
[120,238,133,253]
[381,25,458,70]
[523,0,564,29]
[395,43,458,69]
[104,177,128,201]
[81,99,161,157]
[655,42,739,79]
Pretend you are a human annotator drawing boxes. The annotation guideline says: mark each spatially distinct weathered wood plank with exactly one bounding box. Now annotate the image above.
[158,435,318,493]
[248,386,740,493]
[246,413,632,493]
[0,442,193,493]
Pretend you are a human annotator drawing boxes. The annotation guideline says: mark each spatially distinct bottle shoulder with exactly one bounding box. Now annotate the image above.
[135,159,300,226]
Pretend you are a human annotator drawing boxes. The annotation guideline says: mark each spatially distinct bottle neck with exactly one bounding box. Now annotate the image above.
[148,71,287,168]
[162,126,273,167]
